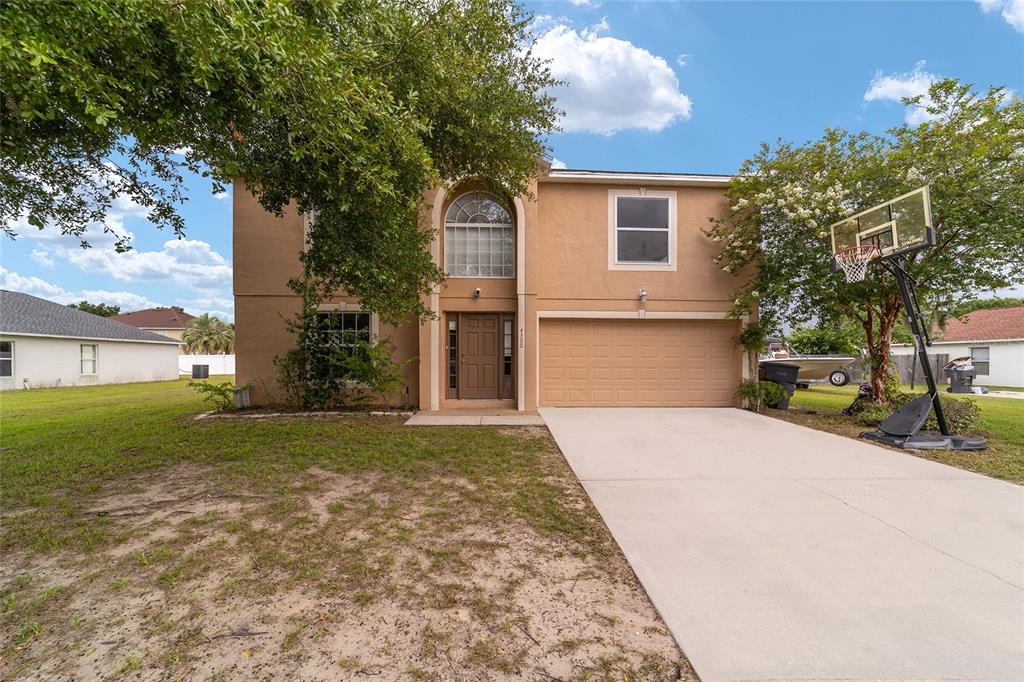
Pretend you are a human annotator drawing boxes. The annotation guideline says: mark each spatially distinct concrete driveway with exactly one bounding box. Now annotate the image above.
[540,407,1024,682]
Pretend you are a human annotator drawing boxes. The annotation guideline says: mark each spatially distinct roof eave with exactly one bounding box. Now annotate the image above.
[542,169,732,188]
[0,331,183,345]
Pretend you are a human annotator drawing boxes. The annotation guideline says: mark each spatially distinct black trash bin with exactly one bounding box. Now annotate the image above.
[191,364,210,379]
[758,362,800,409]
[943,363,976,394]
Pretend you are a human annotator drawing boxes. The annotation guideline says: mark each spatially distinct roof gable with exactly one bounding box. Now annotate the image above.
[0,291,181,344]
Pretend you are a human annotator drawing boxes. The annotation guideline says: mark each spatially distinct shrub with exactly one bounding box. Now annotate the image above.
[855,390,980,433]
[189,380,250,412]
[275,310,410,409]
[735,379,787,411]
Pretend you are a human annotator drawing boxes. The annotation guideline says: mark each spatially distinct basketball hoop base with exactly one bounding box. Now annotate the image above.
[860,430,988,451]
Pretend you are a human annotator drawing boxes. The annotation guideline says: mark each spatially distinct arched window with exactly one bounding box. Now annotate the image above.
[444,192,514,278]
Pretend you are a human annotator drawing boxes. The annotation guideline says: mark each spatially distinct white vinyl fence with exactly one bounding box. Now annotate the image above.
[179,354,235,376]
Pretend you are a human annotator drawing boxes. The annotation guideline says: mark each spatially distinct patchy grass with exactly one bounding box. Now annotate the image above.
[777,385,1024,483]
[1,378,691,680]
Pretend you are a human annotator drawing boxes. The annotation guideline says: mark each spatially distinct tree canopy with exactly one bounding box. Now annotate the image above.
[67,300,120,317]
[707,80,1024,400]
[182,314,234,355]
[1,0,559,321]
[786,322,862,357]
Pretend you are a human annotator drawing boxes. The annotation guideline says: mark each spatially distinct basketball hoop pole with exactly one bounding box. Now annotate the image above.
[885,255,950,436]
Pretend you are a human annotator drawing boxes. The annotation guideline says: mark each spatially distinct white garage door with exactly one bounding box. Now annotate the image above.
[540,318,740,407]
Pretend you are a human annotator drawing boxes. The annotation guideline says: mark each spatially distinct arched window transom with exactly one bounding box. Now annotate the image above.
[444,192,514,278]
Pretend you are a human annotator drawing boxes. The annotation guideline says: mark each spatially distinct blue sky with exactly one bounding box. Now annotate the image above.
[2,0,1022,319]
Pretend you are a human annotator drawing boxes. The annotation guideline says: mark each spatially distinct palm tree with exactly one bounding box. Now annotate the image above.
[182,314,235,354]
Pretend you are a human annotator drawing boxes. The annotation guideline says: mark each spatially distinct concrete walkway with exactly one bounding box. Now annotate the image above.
[541,407,1024,682]
[405,411,544,426]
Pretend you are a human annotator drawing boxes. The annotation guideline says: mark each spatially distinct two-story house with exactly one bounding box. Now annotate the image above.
[233,166,748,410]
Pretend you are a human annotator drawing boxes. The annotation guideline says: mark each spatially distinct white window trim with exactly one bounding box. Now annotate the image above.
[443,192,516,280]
[608,189,677,272]
[0,340,13,379]
[80,343,98,376]
[970,346,991,376]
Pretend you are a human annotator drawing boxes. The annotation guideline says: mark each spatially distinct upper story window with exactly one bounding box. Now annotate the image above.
[608,189,677,271]
[444,192,514,278]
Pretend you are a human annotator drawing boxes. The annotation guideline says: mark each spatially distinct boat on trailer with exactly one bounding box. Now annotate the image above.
[759,337,856,387]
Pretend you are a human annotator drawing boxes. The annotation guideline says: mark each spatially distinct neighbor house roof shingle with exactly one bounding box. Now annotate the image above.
[110,307,196,329]
[0,290,181,344]
[940,305,1024,342]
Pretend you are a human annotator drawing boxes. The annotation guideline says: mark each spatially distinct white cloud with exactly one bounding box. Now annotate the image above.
[182,295,236,323]
[60,238,232,292]
[213,191,230,201]
[550,157,568,169]
[0,267,159,310]
[79,289,161,311]
[567,0,600,7]
[31,248,55,267]
[864,61,940,125]
[0,268,72,302]
[533,24,692,134]
[675,53,691,68]
[977,0,1024,31]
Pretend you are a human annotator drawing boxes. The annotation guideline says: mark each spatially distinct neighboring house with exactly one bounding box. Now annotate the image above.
[891,305,1024,388]
[234,167,749,409]
[111,307,196,352]
[0,290,181,391]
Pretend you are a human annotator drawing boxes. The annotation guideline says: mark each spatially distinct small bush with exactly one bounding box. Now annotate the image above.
[855,402,892,426]
[855,390,980,433]
[189,380,249,412]
[735,379,787,411]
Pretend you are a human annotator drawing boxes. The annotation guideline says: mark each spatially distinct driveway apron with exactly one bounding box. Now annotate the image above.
[540,407,1024,682]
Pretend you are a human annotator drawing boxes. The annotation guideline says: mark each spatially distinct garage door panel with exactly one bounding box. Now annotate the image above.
[539,319,739,407]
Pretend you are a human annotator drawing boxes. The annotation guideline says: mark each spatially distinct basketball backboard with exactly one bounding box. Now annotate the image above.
[830,186,934,261]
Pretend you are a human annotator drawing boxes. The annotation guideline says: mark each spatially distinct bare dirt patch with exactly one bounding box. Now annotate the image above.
[2,456,692,680]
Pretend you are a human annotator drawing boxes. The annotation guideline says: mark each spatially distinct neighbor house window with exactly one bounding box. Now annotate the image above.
[0,341,12,377]
[971,347,990,375]
[609,190,677,270]
[316,312,371,353]
[80,344,97,375]
[444,192,514,278]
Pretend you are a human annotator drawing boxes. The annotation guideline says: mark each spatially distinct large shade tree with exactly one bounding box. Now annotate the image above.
[708,80,1024,401]
[1,0,559,322]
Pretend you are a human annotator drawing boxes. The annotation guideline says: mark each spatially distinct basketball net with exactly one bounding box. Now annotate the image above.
[835,244,880,283]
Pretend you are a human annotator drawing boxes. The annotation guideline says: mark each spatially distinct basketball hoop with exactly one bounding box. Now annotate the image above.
[834,244,880,283]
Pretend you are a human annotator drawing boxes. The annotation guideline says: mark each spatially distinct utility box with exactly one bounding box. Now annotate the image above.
[191,364,210,379]
[758,362,800,409]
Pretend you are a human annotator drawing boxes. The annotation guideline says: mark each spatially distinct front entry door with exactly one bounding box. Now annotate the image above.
[459,314,500,399]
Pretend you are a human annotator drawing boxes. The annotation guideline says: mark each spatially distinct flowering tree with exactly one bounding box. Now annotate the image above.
[707,80,1024,402]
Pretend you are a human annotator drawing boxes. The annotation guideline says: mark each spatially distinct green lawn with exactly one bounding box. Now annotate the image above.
[1,378,688,680]
[784,384,1024,483]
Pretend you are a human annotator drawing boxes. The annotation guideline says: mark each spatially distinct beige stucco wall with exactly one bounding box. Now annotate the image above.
[233,174,744,409]
[232,182,421,406]
[533,182,737,313]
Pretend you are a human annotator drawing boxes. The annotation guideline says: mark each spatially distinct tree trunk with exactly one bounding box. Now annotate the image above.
[863,297,902,403]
